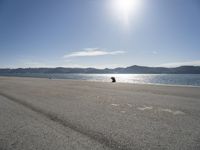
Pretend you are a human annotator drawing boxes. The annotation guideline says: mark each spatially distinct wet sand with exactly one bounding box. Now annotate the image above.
[0,76,200,150]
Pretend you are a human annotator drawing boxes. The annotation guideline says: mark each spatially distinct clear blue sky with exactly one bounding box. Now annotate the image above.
[0,0,200,68]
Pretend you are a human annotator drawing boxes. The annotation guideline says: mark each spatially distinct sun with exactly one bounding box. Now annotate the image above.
[110,0,142,26]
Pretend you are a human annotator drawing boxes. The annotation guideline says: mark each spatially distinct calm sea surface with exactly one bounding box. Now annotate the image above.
[1,73,200,87]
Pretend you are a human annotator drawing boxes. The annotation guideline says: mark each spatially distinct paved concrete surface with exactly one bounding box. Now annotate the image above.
[0,77,200,150]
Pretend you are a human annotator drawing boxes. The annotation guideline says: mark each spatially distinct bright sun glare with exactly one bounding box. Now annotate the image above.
[110,0,142,26]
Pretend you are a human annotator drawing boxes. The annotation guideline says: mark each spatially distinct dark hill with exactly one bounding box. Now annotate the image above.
[0,65,200,74]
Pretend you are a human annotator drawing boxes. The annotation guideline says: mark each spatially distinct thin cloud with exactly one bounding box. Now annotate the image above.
[158,60,200,67]
[152,51,158,55]
[64,48,125,58]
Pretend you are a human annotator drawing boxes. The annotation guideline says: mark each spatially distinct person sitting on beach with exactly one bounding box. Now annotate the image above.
[111,77,116,83]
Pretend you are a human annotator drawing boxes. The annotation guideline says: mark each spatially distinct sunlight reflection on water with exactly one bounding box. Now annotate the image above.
[77,74,200,86]
[1,73,200,86]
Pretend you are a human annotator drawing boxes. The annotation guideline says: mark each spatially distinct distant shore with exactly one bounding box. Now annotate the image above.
[0,65,200,74]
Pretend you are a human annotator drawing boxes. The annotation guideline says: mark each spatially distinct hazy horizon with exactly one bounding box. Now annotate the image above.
[1,64,200,70]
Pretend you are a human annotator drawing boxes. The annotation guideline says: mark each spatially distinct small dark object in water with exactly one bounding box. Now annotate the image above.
[111,77,116,82]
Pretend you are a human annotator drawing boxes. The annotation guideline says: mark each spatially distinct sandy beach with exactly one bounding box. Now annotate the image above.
[0,76,200,150]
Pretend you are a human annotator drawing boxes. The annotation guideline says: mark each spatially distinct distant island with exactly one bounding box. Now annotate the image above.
[0,65,200,74]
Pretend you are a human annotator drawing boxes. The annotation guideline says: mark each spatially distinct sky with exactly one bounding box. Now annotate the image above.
[0,0,200,68]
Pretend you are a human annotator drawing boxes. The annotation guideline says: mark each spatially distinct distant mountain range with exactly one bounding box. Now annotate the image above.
[0,65,200,74]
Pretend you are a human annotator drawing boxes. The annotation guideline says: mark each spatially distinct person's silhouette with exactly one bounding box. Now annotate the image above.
[111,77,116,82]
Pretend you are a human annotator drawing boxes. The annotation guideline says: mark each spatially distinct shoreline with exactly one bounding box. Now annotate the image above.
[0,75,200,88]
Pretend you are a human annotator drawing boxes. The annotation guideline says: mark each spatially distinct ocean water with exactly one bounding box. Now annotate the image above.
[1,73,200,87]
